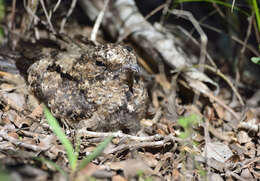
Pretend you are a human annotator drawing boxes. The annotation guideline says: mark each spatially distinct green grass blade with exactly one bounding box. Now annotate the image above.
[175,0,249,16]
[43,105,77,171]
[252,0,260,33]
[79,136,113,170]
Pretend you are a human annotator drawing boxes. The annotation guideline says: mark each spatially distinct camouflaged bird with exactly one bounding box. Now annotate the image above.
[27,36,148,133]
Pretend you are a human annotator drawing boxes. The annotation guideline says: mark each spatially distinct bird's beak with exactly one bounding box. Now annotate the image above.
[122,63,140,73]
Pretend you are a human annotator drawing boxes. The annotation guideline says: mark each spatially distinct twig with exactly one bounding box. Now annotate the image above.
[76,128,182,141]
[168,9,208,105]
[198,22,260,57]
[187,9,218,67]
[144,4,166,21]
[90,0,110,42]
[77,130,174,142]
[212,3,225,18]
[241,15,254,54]
[23,0,47,28]
[242,157,260,169]
[0,128,48,151]
[231,0,235,13]
[22,0,40,36]
[160,0,171,24]
[231,15,254,106]
[10,0,16,30]
[226,170,248,181]
[253,19,260,43]
[193,64,245,106]
[59,0,77,33]
[0,125,52,141]
[107,138,173,154]
[208,125,233,142]
[39,0,56,34]
[204,120,212,180]
[167,24,216,67]
[53,0,62,13]
[179,79,240,120]
[152,108,163,123]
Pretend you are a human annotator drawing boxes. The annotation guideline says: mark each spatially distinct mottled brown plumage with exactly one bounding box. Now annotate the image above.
[27,37,148,133]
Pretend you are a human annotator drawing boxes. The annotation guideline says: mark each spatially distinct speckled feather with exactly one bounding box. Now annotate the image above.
[27,38,148,133]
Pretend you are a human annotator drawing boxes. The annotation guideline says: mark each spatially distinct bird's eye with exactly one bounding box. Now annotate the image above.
[124,46,133,52]
[95,60,106,67]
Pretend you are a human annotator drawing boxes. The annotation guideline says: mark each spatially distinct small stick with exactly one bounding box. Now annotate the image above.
[168,9,208,105]
[77,130,182,142]
[59,0,77,33]
[0,129,48,151]
[90,0,110,42]
[39,0,56,34]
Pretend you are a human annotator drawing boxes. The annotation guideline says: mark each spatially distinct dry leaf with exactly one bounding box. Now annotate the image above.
[112,175,127,181]
[237,131,251,144]
[203,142,233,163]
[109,159,153,179]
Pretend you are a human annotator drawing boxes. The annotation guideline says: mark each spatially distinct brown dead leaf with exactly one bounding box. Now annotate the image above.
[8,131,19,139]
[237,131,251,144]
[2,92,26,112]
[212,103,225,120]
[244,108,259,123]
[155,74,171,91]
[13,116,33,128]
[139,152,158,168]
[244,142,256,158]
[208,173,224,181]
[3,110,19,124]
[0,141,15,151]
[241,168,253,179]
[183,104,202,117]
[109,159,153,179]
[22,137,36,145]
[238,108,259,132]
[208,125,235,142]
[28,104,43,119]
[152,90,160,108]
[78,162,100,178]
[0,71,26,86]
[38,135,56,149]
[172,168,180,180]
[112,175,127,181]
[3,109,32,128]
[47,145,66,160]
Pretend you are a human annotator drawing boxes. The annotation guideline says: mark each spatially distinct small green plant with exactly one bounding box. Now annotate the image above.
[177,114,208,179]
[137,170,153,181]
[251,57,260,65]
[42,105,113,180]
[0,170,10,181]
[177,114,201,139]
